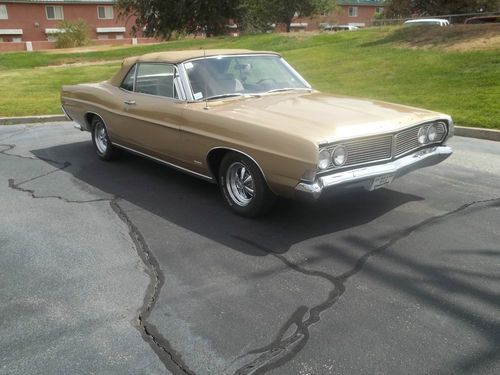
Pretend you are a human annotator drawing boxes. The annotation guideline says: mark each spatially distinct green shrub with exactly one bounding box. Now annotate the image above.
[55,19,90,48]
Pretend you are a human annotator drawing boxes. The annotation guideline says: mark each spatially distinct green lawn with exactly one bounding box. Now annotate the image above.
[1,26,499,128]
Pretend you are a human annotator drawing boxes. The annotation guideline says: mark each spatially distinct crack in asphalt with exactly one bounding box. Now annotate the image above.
[0,128,29,142]
[1,144,108,203]
[232,197,500,374]
[8,178,111,204]
[0,143,67,165]
[110,200,194,375]
[1,142,192,375]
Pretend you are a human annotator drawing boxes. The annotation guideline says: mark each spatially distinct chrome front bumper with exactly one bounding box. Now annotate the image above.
[295,145,452,201]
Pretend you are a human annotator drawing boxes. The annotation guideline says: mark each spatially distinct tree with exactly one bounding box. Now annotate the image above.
[384,0,500,18]
[118,0,336,37]
[117,0,240,39]
[54,19,89,48]
[239,0,336,33]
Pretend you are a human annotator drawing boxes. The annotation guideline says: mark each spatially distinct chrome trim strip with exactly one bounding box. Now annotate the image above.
[207,146,271,189]
[177,62,195,102]
[183,53,282,65]
[280,57,312,89]
[83,111,103,131]
[113,142,214,183]
[445,118,454,142]
[296,146,452,200]
[61,105,73,121]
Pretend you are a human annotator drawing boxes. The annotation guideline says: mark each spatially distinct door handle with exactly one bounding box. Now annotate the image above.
[124,100,136,105]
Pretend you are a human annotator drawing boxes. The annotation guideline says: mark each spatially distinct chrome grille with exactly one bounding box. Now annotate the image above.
[325,135,392,168]
[394,126,421,157]
[319,120,448,173]
[394,122,447,158]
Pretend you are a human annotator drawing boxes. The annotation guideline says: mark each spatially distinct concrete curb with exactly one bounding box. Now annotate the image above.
[1,116,499,142]
[0,115,68,125]
[455,126,500,142]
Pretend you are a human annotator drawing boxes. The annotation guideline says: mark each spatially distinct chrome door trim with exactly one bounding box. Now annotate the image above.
[113,142,215,183]
[176,62,195,102]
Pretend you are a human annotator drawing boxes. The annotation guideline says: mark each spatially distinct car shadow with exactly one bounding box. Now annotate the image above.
[32,140,422,256]
[31,140,500,372]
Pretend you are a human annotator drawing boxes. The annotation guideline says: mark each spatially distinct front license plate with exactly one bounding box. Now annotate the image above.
[370,174,395,191]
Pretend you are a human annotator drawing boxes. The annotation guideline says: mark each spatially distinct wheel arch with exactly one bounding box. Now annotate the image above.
[206,147,274,193]
[85,112,116,143]
[84,111,103,131]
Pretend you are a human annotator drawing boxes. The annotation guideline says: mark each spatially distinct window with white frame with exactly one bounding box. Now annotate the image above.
[375,7,384,15]
[97,6,114,19]
[0,5,8,20]
[348,7,358,17]
[46,6,64,20]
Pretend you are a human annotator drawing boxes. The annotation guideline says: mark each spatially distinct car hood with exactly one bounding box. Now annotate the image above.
[207,92,449,144]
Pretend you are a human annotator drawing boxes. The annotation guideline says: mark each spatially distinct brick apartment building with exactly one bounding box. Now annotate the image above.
[0,0,138,43]
[0,0,386,51]
[292,0,385,31]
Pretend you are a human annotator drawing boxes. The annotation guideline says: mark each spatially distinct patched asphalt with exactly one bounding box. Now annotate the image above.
[1,123,499,375]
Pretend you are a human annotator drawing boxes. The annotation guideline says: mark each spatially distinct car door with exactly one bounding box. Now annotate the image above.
[113,62,185,164]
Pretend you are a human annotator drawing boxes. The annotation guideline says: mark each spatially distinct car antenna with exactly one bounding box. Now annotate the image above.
[203,48,209,110]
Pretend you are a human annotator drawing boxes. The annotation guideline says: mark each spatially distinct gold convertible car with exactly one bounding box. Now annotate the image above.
[61,49,453,217]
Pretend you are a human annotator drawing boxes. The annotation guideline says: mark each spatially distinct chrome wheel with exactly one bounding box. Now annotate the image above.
[225,162,255,207]
[219,152,275,217]
[95,121,108,155]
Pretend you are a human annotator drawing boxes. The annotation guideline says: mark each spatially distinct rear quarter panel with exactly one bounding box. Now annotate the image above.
[61,82,123,137]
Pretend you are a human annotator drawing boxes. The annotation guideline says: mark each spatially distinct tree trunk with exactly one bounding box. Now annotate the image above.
[284,14,294,33]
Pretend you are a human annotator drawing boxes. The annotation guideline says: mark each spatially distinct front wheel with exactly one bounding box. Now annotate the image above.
[219,152,275,217]
[91,117,120,161]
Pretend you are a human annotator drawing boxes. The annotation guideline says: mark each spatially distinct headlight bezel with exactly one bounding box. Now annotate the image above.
[426,123,438,142]
[417,126,428,145]
[318,149,331,170]
[418,121,447,145]
[332,145,348,167]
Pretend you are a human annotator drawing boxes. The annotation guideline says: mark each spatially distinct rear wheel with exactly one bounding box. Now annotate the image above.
[91,116,120,161]
[219,152,275,217]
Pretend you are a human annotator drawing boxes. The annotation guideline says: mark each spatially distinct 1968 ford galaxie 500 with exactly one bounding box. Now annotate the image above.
[61,49,453,217]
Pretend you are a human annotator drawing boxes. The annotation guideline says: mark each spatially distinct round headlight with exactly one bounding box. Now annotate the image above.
[332,145,348,166]
[417,126,427,144]
[318,149,331,170]
[427,123,438,142]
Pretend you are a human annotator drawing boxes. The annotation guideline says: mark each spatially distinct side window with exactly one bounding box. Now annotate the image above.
[120,64,136,92]
[0,5,8,20]
[46,6,64,20]
[135,63,178,99]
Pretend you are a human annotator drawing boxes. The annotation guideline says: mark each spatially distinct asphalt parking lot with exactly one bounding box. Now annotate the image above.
[1,123,499,375]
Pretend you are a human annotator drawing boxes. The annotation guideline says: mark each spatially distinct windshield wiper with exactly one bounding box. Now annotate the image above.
[266,87,312,94]
[205,93,244,101]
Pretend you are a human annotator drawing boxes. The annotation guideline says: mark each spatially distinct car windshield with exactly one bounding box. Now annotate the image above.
[183,55,310,101]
